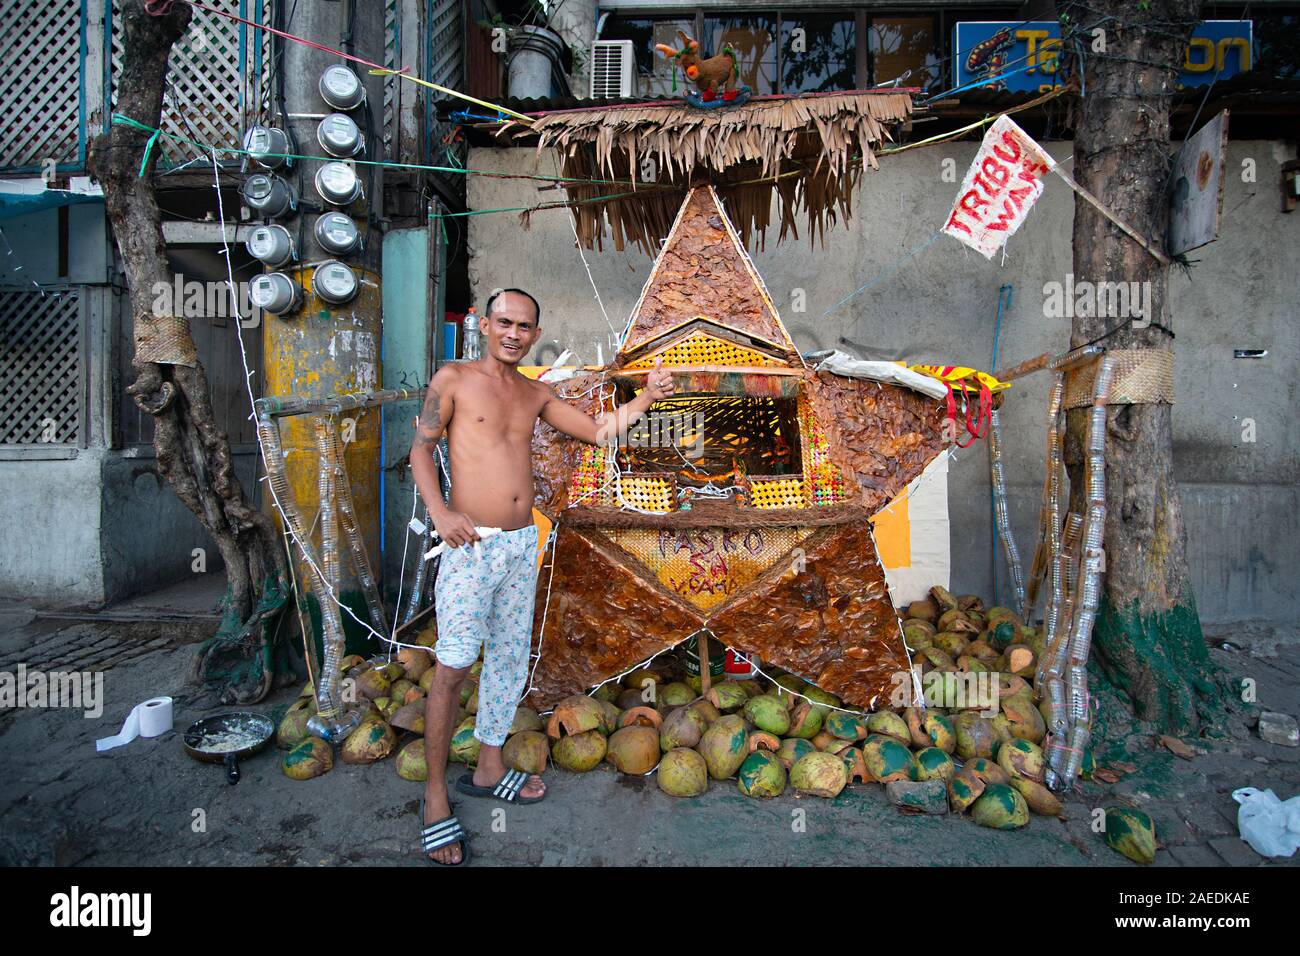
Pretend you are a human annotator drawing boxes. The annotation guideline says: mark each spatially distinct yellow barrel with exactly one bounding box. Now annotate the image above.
[263,264,382,655]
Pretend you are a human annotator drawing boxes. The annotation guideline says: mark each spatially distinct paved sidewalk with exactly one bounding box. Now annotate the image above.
[1,603,1296,867]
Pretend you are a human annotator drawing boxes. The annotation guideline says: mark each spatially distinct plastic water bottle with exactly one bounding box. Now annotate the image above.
[462,307,481,361]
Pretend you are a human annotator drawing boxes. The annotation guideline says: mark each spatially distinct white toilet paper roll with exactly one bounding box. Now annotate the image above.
[95,696,173,752]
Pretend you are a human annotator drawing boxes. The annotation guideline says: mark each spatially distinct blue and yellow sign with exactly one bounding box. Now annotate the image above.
[952,20,1253,93]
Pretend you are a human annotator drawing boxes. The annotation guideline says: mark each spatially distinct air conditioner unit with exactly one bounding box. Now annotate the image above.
[590,40,634,98]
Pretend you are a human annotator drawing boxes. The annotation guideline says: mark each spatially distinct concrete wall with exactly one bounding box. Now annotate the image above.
[0,455,105,605]
[99,450,261,603]
[465,140,1300,626]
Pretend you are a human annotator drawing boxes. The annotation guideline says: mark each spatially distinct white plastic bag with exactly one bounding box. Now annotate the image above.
[1232,787,1300,858]
[809,350,950,401]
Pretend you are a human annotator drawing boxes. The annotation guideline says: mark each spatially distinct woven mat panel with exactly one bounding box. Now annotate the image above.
[1064,349,1175,409]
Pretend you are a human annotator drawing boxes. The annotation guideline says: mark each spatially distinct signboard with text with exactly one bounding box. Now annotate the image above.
[953,20,1254,93]
[941,115,1055,259]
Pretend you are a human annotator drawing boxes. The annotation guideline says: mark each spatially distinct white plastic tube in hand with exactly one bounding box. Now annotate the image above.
[424,526,503,562]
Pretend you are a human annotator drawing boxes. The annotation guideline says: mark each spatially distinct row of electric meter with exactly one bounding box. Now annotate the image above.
[243,64,371,314]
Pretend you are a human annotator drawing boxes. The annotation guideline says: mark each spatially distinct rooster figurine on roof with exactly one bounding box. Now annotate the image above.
[655,30,752,109]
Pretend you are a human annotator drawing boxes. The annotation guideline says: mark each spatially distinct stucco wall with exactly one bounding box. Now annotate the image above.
[466,140,1299,625]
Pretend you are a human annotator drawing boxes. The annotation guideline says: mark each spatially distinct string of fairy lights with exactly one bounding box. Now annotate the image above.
[55,0,1246,693]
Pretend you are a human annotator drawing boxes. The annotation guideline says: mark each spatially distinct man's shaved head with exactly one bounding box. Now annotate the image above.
[485,288,541,326]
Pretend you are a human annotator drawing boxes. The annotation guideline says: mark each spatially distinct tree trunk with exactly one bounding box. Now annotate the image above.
[1064,0,1225,734]
[87,0,289,703]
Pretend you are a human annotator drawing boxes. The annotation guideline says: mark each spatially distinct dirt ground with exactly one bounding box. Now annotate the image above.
[2,600,1298,868]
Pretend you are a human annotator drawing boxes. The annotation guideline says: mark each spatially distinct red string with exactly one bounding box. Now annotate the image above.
[186,1,409,76]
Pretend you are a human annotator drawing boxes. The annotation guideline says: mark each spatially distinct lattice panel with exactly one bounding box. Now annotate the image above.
[0,289,82,444]
[613,474,675,513]
[383,0,398,156]
[750,478,806,510]
[111,0,271,161]
[0,0,82,170]
[426,0,465,169]
[624,330,783,369]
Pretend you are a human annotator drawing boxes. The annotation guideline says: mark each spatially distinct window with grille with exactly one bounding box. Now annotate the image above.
[0,0,85,173]
[0,287,85,446]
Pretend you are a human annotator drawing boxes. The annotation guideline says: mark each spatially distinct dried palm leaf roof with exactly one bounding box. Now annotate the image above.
[503,90,913,255]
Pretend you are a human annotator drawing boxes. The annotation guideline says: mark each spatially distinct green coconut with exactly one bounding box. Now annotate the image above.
[276,697,314,750]
[903,707,931,748]
[706,683,749,713]
[698,714,749,780]
[395,738,427,781]
[595,699,622,734]
[953,712,999,760]
[737,750,787,798]
[744,695,792,736]
[660,682,696,707]
[1010,776,1064,816]
[551,729,607,772]
[658,748,708,797]
[929,585,958,612]
[606,725,661,775]
[997,738,1046,783]
[905,597,939,622]
[547,695,606,739]
[903,621,937,648]
[660,706,707,751]
[802,686,841,712]
[964,757,1011,786]
[622,666,666,690]
[340,716,397,765]
[787,702,824,739]
[790,751,848,797]
[448,717,480,766]
[948,769,985,812]
[590,683,621,703]
[776,737,818,769]
[1105,808,1157,864]
[771,673,810,701]
[509,707,545,735]
[502,730,550,775]
[282,736,333,780]
[1000,695,1047,744]
[971,783,1030,829]
[389,701,425,735]
[822,711,864,741]
[923,712,957,754]
[934,632,971,658]
[355,668,392,701]
[865,711,909,745]
[686,697,722,726]
[841,746,869,784]
[913,747,956,783]
[862,736,915,783]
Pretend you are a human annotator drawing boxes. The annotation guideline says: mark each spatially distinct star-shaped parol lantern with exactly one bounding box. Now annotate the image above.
[525,186,947,711]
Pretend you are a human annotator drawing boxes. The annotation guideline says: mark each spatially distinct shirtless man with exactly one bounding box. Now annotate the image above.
[410,288,674,864]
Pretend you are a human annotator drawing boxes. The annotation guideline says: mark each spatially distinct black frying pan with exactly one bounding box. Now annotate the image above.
[183,712,275,785]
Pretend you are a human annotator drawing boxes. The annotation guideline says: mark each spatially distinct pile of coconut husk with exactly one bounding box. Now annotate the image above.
[505,90,913,254]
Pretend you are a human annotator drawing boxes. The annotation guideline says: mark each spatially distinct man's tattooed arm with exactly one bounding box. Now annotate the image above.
[414,387,442,447]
